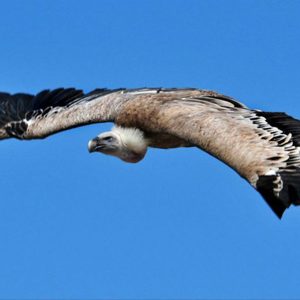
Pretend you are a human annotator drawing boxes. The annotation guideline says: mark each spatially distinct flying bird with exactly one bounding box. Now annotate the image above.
[1,87,300,218]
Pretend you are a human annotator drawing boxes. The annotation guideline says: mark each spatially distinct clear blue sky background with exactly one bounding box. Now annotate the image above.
[1,0,300,299]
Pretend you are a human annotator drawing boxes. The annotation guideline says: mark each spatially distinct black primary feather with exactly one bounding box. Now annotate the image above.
[257,170,300,218]
[0,88,118,138]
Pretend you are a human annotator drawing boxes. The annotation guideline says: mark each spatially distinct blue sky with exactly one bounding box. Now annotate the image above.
[1,0,300,299]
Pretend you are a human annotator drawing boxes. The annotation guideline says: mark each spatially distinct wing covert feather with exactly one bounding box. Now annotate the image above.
[116,94,292,184]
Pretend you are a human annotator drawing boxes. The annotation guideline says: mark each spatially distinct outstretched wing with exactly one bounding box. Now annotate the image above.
[114,90,300,218]
[0,88,126,140]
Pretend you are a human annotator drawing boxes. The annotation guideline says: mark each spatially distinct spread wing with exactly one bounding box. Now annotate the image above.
[2,87,300,217]
[114,90,300,218]
[0,88,126,140]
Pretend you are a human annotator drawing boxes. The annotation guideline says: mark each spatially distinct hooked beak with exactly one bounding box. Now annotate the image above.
[88,137,102,153]
[88,137,118,153]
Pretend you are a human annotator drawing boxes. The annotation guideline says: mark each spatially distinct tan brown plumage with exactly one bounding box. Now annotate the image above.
[1,87,300,218]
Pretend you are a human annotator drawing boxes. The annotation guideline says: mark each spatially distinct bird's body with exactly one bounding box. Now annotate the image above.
[1,87,300,218]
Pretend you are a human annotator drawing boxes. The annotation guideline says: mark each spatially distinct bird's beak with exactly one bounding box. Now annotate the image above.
[88,137,101,153]
[88,137,117,153]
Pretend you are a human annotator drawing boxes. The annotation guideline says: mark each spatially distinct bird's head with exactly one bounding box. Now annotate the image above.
[88,126,148,163]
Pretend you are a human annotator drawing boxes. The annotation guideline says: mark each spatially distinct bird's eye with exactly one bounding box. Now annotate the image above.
[103,136,114,142]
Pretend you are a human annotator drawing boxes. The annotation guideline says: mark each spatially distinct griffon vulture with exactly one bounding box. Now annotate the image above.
[1,87,300,218]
